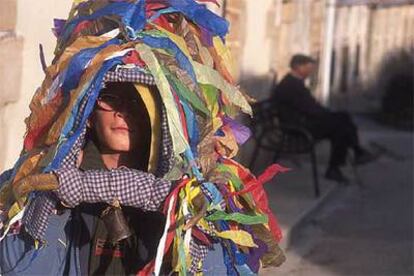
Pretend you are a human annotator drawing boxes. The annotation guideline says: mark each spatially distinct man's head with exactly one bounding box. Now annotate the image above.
[290,54,316,79]
[88,82,151,154]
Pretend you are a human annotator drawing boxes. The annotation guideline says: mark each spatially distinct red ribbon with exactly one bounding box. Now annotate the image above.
[223,159,289,242]
[122,51,146,67]
[229,163,290,197]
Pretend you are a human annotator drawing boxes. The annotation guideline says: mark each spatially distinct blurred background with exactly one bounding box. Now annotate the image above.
[0,0,413,275]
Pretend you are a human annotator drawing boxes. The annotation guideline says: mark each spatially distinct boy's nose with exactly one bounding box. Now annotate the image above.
[114,101,137,117]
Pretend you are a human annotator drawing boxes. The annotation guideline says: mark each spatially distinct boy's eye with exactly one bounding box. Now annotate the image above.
[97,94,140,112]
[97,94,121,111]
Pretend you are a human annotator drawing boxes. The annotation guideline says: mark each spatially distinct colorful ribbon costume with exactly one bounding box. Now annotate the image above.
[0,0,287,274]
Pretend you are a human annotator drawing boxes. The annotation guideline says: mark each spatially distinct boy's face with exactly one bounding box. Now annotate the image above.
[90,83,146,153]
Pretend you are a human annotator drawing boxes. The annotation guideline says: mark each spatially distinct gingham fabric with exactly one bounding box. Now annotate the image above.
[188,185,218,274]
[189,238,210,274]
[103,67,156,85]
[55,167,171,211]
[155,103,174,177]
[200,184,214,203]
[22,97,174,241]
[23,126,88,241]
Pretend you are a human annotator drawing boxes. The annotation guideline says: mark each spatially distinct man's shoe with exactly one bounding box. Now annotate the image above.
[325,166,349,184]
[353,149,378,166]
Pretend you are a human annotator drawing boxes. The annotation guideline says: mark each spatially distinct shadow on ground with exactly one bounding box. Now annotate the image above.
[249,115,414,275]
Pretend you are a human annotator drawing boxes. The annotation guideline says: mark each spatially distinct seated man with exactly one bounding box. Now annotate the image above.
[272,54,375,183]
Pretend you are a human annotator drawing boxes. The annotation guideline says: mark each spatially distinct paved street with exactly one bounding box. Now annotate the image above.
[260,116,413,276]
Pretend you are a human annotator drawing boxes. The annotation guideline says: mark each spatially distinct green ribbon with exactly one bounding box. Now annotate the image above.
[165,72,210,117]
[206,210,268,225]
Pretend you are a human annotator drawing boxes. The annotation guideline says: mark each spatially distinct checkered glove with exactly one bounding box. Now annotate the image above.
[54,167,172,211]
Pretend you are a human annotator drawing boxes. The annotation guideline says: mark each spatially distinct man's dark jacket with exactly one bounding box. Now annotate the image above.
[272,73,329,125]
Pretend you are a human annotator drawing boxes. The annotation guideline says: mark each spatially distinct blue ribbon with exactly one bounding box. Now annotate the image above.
[0,169,13,188]
[46,57,123,172]
[163,0,229,38]
[62,38,119,94]
[217,220,239,276]
[141,34,198,83]
[201,182,224,206]
[148,7,178,22]
[180,100,199,157]
[60,0,146,43]
[127,0,146,34]
[184,148,203,180]
[60,2,134,43]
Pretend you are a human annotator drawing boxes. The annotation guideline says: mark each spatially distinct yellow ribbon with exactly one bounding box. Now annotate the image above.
[216,229,258,248]
[134,84,161,173]
[192,61,252,115]
[136,44,189,156]
[213,36,235,77]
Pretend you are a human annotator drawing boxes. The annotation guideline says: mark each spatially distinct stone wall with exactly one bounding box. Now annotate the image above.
[329,4,414,111]
[0,0,17,31]
[224,0,247,82]
[0,0,23,170]
[219,0,414,108]
[0,0,72,170]
[235,0,327,101]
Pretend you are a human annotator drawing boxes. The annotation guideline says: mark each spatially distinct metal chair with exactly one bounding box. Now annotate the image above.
[249,100,320,197]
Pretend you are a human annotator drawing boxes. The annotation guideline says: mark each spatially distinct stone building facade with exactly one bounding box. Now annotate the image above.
[0,0,24,170]
[217,0,414,105]
[330,1,414,110]
[0,0,72,170]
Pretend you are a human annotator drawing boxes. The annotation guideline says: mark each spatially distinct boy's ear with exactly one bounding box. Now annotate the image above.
[86,117,93,128]
[87,111,97,129]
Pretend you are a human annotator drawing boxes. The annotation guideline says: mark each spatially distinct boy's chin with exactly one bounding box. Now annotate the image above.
[105,137,139,152]
[106,142,132,153]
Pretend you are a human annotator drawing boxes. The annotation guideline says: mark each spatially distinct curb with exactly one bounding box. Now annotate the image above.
[279,184,340,250]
